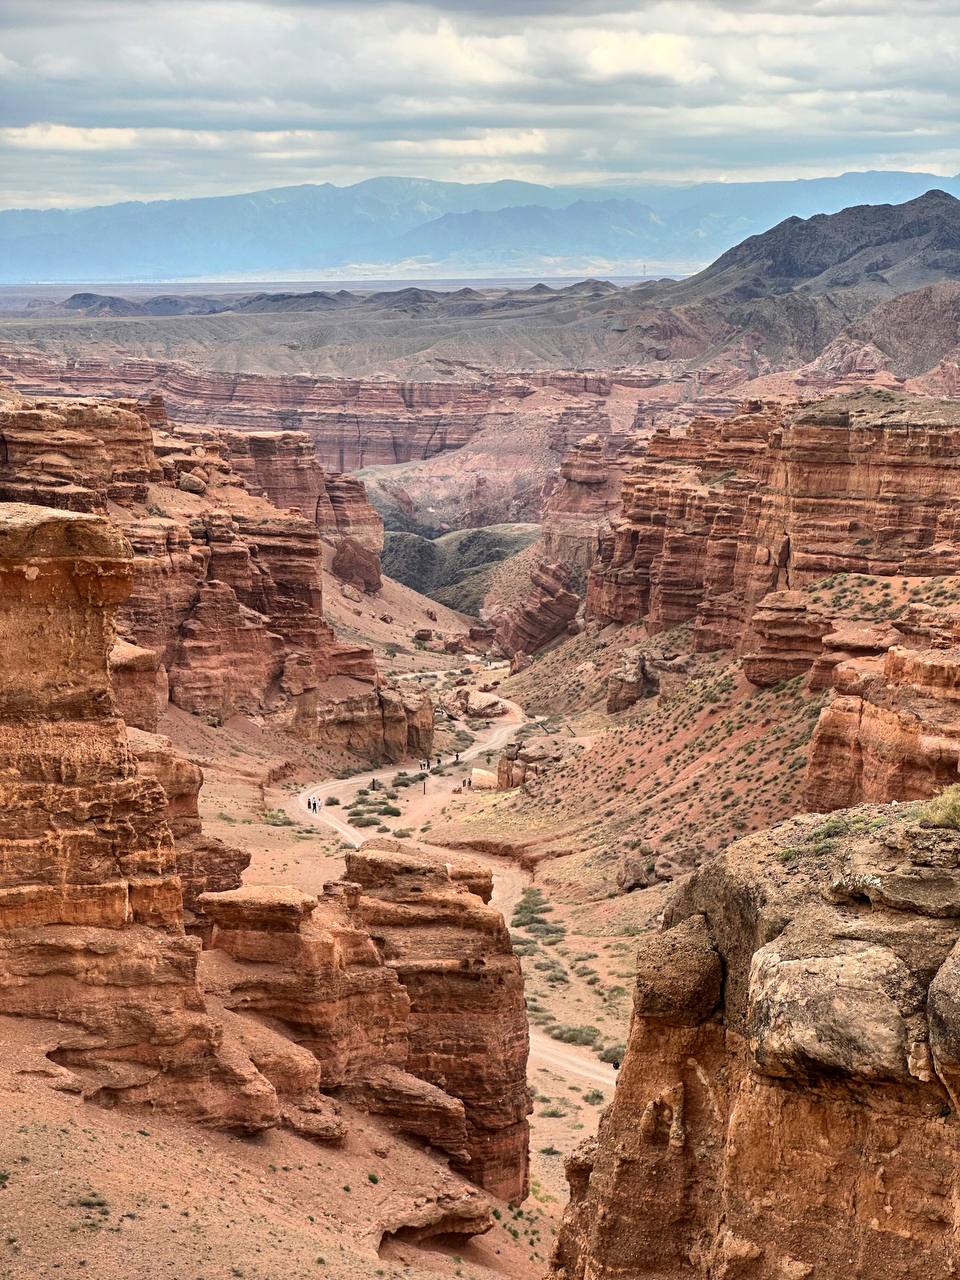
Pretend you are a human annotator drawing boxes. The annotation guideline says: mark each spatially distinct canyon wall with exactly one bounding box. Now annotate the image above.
[0,502,278,1128]
[587,397,960,654]
[538,434,644,589]
[0,352,533,468]
[491,561,580,660]
[0,393,428,761]
[554,804,960,1279]
[0,505,522,1226]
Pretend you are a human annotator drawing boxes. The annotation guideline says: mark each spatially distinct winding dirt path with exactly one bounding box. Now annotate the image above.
[288,702,617,1095]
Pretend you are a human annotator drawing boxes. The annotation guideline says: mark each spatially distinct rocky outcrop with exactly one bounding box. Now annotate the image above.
[491,561,580,659]
[604,646,690,713]
[554,804,960,1279]
[740,590,836,686]
[109,637,169,731]
[199,844,530,1201]
[539,434,642,588]
[587,394,960,653]
[0,397,160,510]
[211,429,385,561]
[127,727,249,925]
[0,503,276,1129]
[805,641,960,811]
[0,390,429,763]
[346,845,530,1202]
[332,535,382,593]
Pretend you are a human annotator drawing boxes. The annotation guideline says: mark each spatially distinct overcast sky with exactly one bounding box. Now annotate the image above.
[1,0,958,208]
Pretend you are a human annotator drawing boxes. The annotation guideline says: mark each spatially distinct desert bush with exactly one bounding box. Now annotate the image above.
[921,784,960,828]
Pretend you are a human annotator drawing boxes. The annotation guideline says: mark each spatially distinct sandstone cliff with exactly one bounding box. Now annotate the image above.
[0,503,277,1129]
[587,393,960,654]
[0,504,519,1237]
[0,392,430,763]
[538,434,643,589]
[491,561,580,659]
[554,801,960,1279]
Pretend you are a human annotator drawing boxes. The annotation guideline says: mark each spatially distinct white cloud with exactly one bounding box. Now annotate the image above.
[0,0,957,207]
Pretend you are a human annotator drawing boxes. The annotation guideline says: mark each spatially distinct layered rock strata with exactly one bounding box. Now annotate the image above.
[539,434,643,587]
[587,396,960,654]
[805,640,960,810]
[0,503,275,1128]
[554,804,960,1279]
[199,843,530,1201]
[491,561,580,659]
[0,392,429,760]
[347,844,531,1203]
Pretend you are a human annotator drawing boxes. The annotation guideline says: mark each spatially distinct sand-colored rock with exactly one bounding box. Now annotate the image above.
[0,503,277,1130]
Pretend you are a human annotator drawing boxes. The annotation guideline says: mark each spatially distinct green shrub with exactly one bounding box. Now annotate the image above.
[262,808,294,827]
[324,796,340,806]
[921,784,960,828]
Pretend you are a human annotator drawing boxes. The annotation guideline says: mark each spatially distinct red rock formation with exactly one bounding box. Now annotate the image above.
[605,646,690,712]
[127,727,249,923]
[0,352,535,468]
[539,435,641,587]
[199,844,530,1201]
[491,561,580,659]
[346,845,530,1202]
[0,397,160,510]
[0,503,275,1129]
[587,397,960,656]
[109,637,169,731]
[554,806,960,1279]
[740,590,836,685]
[805,640,960,810]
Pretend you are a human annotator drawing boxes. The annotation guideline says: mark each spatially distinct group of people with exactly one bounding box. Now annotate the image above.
[303,748,474,814]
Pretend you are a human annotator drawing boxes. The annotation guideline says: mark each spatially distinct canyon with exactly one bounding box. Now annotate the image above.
[3,191,960,1280]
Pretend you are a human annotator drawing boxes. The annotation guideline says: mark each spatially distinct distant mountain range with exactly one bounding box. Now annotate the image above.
[2,171,960,283]
[3,191,959,386]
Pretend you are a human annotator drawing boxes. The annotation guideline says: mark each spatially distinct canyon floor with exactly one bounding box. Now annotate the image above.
[0,660,627,1280]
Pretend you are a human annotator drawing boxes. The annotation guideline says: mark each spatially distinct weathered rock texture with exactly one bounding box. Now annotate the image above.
[0,392,429,762]
[200,842,530,1201]
[554,804,960,1279]
[0,354,537,467]
[587,394,960,654]
[539,434,643,589]
[491,561,580,659]
[347,844,531,1202]
[0,397,161,510]
[0,507,520,1226]
[0,503,275,1128]
[734,582,960,814]
[806,635,960,812]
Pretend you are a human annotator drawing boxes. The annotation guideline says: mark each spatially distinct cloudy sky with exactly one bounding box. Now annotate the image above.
[1,0,958,208]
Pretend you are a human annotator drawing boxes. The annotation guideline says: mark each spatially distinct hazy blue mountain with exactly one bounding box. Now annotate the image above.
[2,171,959,282]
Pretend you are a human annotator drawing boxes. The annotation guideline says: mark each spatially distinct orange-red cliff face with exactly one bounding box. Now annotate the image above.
[0,394,429,761]
[538,434,644,587]
[553,808,960,1280]
[0,504,524,1223]
[587,397,960,655]
[491,561,580,661]
[0,503,276,1129]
